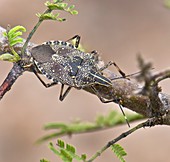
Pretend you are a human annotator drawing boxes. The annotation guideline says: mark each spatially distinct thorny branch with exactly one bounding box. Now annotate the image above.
[1,26,170,126]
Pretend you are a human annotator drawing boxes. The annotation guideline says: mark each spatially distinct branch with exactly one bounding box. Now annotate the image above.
[1,25,170,126]
[37,111,143,143]
[0,26,33,100]
[0,63,24,99]
[87,117,162,162]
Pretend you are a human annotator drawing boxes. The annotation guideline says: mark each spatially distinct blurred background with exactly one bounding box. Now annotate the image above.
[0,0,170,162]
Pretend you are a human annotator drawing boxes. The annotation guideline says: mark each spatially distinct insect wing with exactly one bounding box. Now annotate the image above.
[31,44,55,63]
[31,44,73,85]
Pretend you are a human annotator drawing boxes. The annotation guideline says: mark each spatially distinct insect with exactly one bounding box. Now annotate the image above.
[30,35,115,100]
[30,35,130,126]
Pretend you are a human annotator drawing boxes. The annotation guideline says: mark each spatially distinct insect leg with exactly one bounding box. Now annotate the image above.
[118,103,130,127]
[91,85,130,127]
[90,85,116,103]
[59,84,72,101]
[91,50,98,55]
[32,66,57,88]
[99,61,126,78]
[99,61,114,72]
[66,35,81,48]
[90,50,126,78]
[113,62,126,78]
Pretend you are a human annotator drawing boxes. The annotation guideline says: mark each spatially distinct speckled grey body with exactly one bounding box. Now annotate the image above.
[31,40,112,89]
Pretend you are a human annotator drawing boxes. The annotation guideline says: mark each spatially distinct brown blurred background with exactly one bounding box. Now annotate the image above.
[0,0,170,162]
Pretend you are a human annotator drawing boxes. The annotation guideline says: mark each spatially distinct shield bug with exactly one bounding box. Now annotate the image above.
[30,35,113,101]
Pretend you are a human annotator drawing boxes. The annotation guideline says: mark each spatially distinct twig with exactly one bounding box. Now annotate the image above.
[21,8,52,55]
[0,62,24,100]
[37,112,143,143]
[1,25,170,125]
[87,117,161,162]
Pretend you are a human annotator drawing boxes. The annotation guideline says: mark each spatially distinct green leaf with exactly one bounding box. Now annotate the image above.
[58,2,68,8]
[0,53,17,62]
[49,141,72,162]
[37,13,58,20]
[7,25,26,36]
[3,25,26,47]
[48,140,87,162]
[60,149,73,162]
[57,17,66,22]
[38,111,143,143]
[40,159,50,162]
[2,32,7,37]
[9,31,23,40]
[44,1,78,16]
[45,1,68,10]
[36,12,66,22]
[10,37,24,46]
[165,0,170,8]
[2,25,26,62]
[70,10,78,15]
[53,0,63,3]
[81,154,87,161]
[58,139,65,148]
[95,115,105,126]
[111,144,127,162]
[68,5,75,10]
[66,143,75,154]
[44,123,67,130]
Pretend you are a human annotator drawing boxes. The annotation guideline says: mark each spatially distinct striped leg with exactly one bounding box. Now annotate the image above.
[91,85,130,127]
[59,84,72,101]
[32,66,58,88]
[66,35,81,48]
[99,61,126,78]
